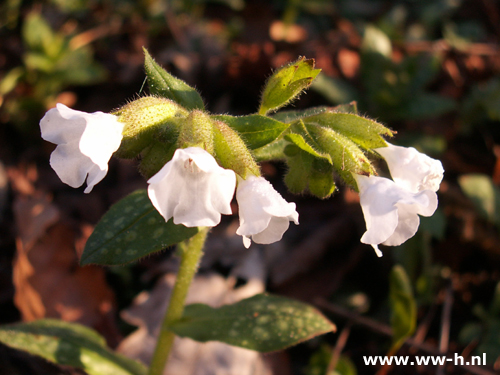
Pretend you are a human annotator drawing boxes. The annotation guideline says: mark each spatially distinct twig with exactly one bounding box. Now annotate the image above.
[436,283,454,375]
[326,322,352,375]
[315,298,496,375]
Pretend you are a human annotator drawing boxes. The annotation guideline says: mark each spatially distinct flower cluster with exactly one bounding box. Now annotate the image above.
[39,105,299,247]
[40,104,443,254]
[353,143,444,257]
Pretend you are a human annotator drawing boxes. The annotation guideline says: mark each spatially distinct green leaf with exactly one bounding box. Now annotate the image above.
[259,57,321,115]
[361,25,392,58]
[0,319,147,375]
[303,112,393,150]
[143,48,204,110]
[458,173,500,226]
[170,293,335,352]
[213,114,289,150]
[81,190,198,266]
[22,12,56,53]
[388,265,416,355]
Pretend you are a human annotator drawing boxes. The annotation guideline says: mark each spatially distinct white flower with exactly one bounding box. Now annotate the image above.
[375,142,444,193]
[236,175,299,248]
[354,174,438,257]
[40,103,124,193]
[147,147,236,227]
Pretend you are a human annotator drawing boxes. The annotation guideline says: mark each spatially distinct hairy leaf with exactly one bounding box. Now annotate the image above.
[81,190,198,266]
[171,293,335,352]
[0,319,147,375]
[144,48,204,110]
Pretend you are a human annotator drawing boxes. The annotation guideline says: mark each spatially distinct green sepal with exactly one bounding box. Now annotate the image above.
[271,107,331,123]
[284,149,313,194]
[305,123,375,187]
[388,265,417,355]
[284,149,336,198]
[309,159,336,199]
[81,190,198,266]
[259,57,321,115]
[0,319,147,375]
[213,114,289,150]
[143,48,205,110]
[114,96,187,159]
[285,133,332,163]
[303,112,393,151]
[212,120,260,178]
[178,110,214,152]
[253,137,289,161]
[170,293,335,353]
[271,102,359,124]
[138,139,178,179]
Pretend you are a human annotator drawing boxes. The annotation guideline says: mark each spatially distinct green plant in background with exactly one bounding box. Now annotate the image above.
[0,11,106,131]
[0,50,444,374]
[459,281,500,365]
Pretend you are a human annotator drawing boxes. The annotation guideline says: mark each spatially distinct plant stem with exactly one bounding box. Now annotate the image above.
[148,228,209,375]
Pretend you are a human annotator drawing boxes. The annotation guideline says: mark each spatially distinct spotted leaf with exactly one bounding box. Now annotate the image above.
[170,293,335,352]
[81,190,199,266]
[0,319,146,375]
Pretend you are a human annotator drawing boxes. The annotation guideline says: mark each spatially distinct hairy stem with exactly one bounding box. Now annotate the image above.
[148,228,209,375]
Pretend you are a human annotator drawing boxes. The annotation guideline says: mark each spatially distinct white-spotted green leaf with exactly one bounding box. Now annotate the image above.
[143,48,204,110]
[213,114,289,150]
[81,190,198,266]
[259,57,321,115]
[388,265,416,355]
[0,319,147,375]
[170,293,335,352]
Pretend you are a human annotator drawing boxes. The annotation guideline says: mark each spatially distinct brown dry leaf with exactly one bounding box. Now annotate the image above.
[118,260,277,375]
[10,168,120,346]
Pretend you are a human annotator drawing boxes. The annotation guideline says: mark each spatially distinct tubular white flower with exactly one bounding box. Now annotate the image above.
[40,103,124,193]
[375,142,444,193]
[147,147,236,227]
[236,175,299,248]
[354,174,438,257]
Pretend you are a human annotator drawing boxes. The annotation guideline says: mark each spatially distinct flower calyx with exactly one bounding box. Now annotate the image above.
[114,96,189,158]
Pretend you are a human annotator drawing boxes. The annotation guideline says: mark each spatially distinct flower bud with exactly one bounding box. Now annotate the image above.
[114,96,188,158]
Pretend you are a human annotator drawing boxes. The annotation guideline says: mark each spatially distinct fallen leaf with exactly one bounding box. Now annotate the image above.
[10,167,121,347]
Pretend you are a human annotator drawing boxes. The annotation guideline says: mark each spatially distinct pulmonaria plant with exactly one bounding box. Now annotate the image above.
[34,50,445,375]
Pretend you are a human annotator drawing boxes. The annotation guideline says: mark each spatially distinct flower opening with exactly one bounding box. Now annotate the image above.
[147,147,236,227]
[354,174,438,257]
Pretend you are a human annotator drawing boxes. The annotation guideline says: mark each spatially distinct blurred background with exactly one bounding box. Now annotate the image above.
[1,0,500,374]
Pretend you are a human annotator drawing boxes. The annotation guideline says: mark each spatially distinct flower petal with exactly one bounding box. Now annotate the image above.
[147,147,236,227]
[236,175,299,247]
[354,174,438,254]
[40,104,123,193]
[375,143,444,193]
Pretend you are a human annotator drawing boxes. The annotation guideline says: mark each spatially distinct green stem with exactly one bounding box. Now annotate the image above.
[148,228,209,375]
